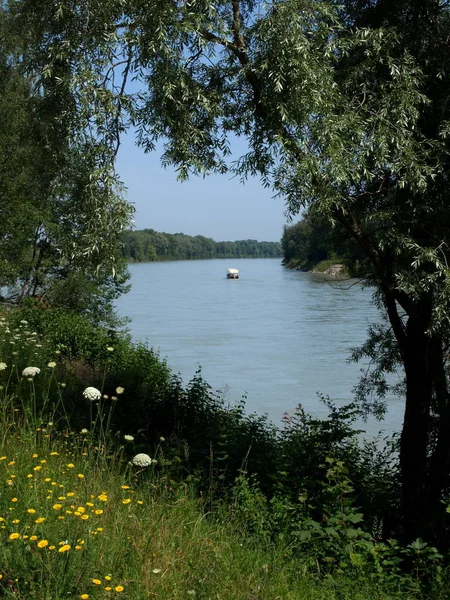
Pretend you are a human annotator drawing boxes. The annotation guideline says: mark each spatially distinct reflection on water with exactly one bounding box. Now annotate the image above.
[115,258,404,434]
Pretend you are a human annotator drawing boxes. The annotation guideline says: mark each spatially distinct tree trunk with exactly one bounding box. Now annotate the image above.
[399,305,433,542]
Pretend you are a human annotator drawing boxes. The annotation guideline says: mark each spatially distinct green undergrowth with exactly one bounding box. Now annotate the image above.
[0,307,448,598]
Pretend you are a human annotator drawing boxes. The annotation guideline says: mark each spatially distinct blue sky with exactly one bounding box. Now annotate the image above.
[116,131,290,243]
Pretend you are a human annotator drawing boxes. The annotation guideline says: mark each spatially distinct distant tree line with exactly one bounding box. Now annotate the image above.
[281,211,362,272]
[121,229,282,262]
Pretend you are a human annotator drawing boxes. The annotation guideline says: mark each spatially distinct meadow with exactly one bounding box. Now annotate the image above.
[0,310,447,599]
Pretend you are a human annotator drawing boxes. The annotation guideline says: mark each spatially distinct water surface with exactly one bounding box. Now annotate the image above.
[116,258,404,433]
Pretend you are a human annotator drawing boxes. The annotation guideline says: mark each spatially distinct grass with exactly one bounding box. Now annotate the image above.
[0,312,442,599]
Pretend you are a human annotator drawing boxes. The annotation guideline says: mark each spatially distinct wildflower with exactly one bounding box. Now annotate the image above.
[124,435,134,442]
[22,366,40,377]
[81,595,89,599]
[67,464,74,469]
[105,587,112,591]
[97,493,108,502]
[0,456,6,460]
[105,576,111,581]
[131,453,152,468]
[33,466,42,471]
[81,428,89,435]
[35,518,45,524]
[47,361,57,368]
[107,346,114,352]
[78,474,85,479]
[160,436,165,442]
[0,362,7,370]
[30,535,38,541]
[111,396,118,401]
[92,579,102,585]
[12,519,20,524]
[122,499,131,505]
[67,492,75,497]
[9,533,20,540]
[81,514,89,521]
[75,545,82,550]
[114,586,124,593]
[121,485,130,490]
[49,452,59,456]
[27,509,36,514]
[116,386,124,394]
[52,504,62,510]
[58,544,71,553]
[152,568,161,574]
[83,387,101,401]
[11,498,17,503]
[49,545,56,550]
[94,509,103,515]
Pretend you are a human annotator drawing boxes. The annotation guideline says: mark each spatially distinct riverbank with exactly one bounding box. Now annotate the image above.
[0,308,446,598]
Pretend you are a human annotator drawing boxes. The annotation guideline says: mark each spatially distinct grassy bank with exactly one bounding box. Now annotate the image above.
[0,309,447,598]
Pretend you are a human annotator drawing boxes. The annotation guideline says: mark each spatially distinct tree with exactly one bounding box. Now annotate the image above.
[0,4,133,323]
[5,0,450,544]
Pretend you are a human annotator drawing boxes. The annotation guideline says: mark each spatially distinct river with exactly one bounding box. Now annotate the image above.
[115,258,404,434]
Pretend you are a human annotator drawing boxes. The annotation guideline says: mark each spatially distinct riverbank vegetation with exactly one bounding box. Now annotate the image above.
[121,229,281,262]
[0,309,448,599]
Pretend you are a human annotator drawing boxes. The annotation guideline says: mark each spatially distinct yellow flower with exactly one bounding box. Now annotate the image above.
[37,539,48,548]
[44,478,51,482]
[30,535,38,541]
[35,517,45,524]
[137,500,143,505]
[105,587,112,591]
[81,514,89,521]
[92,579,101,585]
[0,456,6,460]
[121,485,130,490]
[49,452,59,456]
[97,493,108,502]
[27,509,36,514]
[11,498,17,502]
[75,545,82,550]
[105,576,111,581]
[85,502,94,507]
[49,545,56,550]
[122,498,131,505]
[67,492,75,497]
[7,461,15,466]
[114,585,124,593]
[27,474,33,479]
[12,519,20,524]
[32,453,38,458]
[80,595,89,599]
[77,506,86,513]
[96,527,103,532]
[58,544,71,553]
[52,504,62,510]
[33,466,42,471]
[9,533,20,540]
[94,509,103,515]
[78,474,84,479]
[67,464,74,469]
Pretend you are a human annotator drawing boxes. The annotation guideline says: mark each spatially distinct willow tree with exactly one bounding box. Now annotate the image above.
[6,0,450,543]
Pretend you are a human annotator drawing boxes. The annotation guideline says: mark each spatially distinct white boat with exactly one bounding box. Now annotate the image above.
[227,268,239,279]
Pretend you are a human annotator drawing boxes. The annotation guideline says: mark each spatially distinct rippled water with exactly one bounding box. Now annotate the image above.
[115,258,404,434]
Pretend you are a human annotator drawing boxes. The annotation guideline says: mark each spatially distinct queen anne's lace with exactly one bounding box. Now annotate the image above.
[82,387,101,401]
[131,453,152,468]
[22,366,40,377]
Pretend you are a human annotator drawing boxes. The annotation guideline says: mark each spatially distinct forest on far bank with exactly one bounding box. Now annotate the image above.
[121,229,282,262]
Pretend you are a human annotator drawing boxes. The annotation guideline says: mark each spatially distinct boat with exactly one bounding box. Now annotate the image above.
[227,268,239,279]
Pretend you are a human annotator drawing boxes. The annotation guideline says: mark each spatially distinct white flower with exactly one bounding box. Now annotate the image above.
[152,568,161,574]
[22,367,40,377]
[116,386,124,395]
[47,361,57,368]
[81,428,89,435]
[82,387,101,401]
[131,453,152,468]
[0,362,7,371]
[106,346,114,352]
[124,435,134,442]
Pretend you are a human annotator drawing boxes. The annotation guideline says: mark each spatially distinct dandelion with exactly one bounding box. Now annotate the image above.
[97,493,108,502]
[0,362,7,370]
[131,453,152,468]
[122,499,131,505]
[22,366,40,377]
[114,586,124,593]
[92,579,102,585]
[116,386,124,394]
[9,533,20,540]
[53,504,62,510]
[30,535,38,541]
[94,509,103,515]
[67,464,74,469]
[47,361,57,368]
[11,498,17,503]
[27,509,36,514]
[58,544,71,553]
[82,387,101,401]
[49,545,56,550]
[124,435,134,442]
[49,452,59,456]
[80,595,89,599]
[35,517,45,524]
[78,473,85,479]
